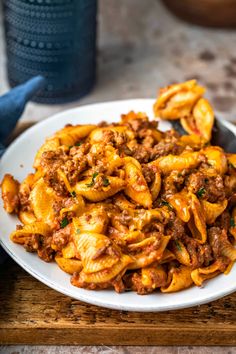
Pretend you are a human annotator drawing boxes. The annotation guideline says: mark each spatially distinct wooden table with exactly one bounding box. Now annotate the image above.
[0,258,236,346]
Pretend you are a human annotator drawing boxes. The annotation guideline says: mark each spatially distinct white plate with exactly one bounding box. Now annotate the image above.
[1,99,236,312]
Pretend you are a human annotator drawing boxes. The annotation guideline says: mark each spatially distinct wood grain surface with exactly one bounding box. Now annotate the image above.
[0,258,236,346]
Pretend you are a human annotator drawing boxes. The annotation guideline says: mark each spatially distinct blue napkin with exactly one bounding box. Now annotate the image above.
[0,75,46,262]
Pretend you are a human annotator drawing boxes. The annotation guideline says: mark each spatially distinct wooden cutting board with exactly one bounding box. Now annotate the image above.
[0,257,236,345]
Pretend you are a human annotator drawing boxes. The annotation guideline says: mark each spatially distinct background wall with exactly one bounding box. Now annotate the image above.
[1,0,236,123]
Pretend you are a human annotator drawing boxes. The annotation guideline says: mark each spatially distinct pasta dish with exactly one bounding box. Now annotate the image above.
[2,80,236,295]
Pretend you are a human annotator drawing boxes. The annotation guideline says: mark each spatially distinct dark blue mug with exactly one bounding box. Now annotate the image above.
[3,0,97,104]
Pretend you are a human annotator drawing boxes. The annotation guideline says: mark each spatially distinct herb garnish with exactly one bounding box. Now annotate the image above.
[196,187,206,198]
[75,142,82,146]
[160,200,173,210]
[86,172,99,187]
[103,177,110,187]
[230,218,236,228]
[175,240,182,252]
[76,228,81,234]
[61,217,69,228]
[70,191,76,198]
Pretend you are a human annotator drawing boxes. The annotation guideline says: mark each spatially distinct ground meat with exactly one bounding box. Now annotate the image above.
[97,121,110,127]
[181,235,213,268]
[24,234,54,262]
[43,170,67,196]
[118,210,133,227]
[224,174,236,197]
[132,145,150,163]
[162,171,186,197]
[24,234,41,253]
[142,165,155,184]
[62,158,87,185]
[187,172,225,203]
[125,267,167,295]
[51,224,72,251]
[101,130,127,148]
[208,227,226,258]
[150,135,185,160]
[41,149,69,195]
[166,215,185,240]
[90,173,111,190]
[123,117,158,133]
[125,142,151,163]
[71,272,125,292]
[138,128,157,148]
[69,142,91,159]
[52,199,64,214]
[215,211,230,232]
[37,236,54,262]
[18,190,30,211]
[42,146,88,193]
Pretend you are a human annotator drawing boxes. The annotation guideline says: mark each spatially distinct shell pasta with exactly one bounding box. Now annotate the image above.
[2,79,236,295]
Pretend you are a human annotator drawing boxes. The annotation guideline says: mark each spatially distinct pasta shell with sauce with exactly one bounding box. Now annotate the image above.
[161,266,193,293]
[150,171,161,202]
[167,190,191,223]
[10,221,51,244]
[141,264,167,289]
[149,151,200,175]
[55,256,83,275]
[191,262,222,286]
[18,210,36,225]
[72,205,109,234]
[33,137,60,169]
[170,240,191,266]
[61,241,77,259]
[74,176,125,202]
[128,236,171,270]
[180,98,214,142]
[56,125,96,146]
[179,134,206,149]
[73,232,121,274]
[188,193,207,244]
[29,178,58,228]
[203,146,228,175]
[153,80,205,120]
[74,254,132,285]
[1,174,20,213]
[124,158,152,208]
[201,199,228,225]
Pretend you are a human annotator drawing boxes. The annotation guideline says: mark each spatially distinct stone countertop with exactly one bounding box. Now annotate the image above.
[1,1,236,353]
[1,0,236,124]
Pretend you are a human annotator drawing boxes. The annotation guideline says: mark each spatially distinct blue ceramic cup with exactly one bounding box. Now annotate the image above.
[3,0,97,104]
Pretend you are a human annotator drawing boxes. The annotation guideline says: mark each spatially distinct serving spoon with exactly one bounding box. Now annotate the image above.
[171,118,236,154]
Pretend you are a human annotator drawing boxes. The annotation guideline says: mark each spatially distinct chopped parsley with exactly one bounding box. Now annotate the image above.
[230,218,236,228]
[103,177,110,187]
[86,172,99,187]
[61,217,69,228]
[70,191,76,198]
[76,228,81,234]
[160,200,173,210]
[175,240,182,252]
[196,187,206,198]
[69,142,82,149]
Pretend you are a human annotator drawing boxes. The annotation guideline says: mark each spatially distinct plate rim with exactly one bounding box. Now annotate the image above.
[1,98,236,312]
